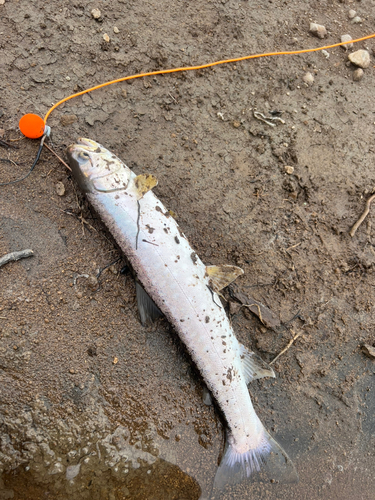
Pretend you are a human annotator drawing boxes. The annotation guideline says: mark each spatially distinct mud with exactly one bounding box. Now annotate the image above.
[1,0,374,499]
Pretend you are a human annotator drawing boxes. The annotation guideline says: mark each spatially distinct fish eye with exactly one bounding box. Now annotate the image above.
[80,151,90,159]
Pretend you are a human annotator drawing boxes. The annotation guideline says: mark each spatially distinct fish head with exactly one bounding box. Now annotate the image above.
[66,138,131,193]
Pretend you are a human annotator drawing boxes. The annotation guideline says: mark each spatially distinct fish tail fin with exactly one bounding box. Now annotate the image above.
[213,426,298,491]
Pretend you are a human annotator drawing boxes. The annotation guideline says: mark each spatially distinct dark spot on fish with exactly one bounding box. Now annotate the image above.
[205,316,210,323]
[222,341,226,346]
[94,147,101,153]
[145,224,155,234]
[221,335,226,338]
[222,380,226,386]
[155,206,162,212]
[177,255,180,260]
[190,252,198,265]
[180,319,184,322]
[115,195,119,199]
[163,228,169,234]
[223,349,226,353]
[142,239,158,246]
[240,355,245,359]
[175,236,180,244]
[226,367,233,381]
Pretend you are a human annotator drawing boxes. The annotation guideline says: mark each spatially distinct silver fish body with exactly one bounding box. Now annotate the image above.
[67,138,297,491]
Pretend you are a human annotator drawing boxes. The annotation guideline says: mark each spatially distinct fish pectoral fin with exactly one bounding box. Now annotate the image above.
[135,281,163,325]
[202,385,213,406]
[239,343,275,383]
[133,174,158,200]
[205,265,244,292]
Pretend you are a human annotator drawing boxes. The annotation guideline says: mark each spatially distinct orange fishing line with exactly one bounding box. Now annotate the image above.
[41,32,375,124]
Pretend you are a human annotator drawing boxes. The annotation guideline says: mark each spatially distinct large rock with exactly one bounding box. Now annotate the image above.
[348,49,371,69]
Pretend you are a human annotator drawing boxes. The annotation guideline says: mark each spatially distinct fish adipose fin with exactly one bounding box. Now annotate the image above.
[213,427,298,491]
[133,174,158,200]
[205,265,244,292]
[239,343,275,383]
[135,281,163,325]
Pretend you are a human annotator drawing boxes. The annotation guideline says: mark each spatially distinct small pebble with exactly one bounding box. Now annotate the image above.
[285,165,294,175]
[322,50,329,59]
[303,72,314,85]
[348,10,356,19]
[69,368,75,374]
[348,49,370,69]
[353,68,364,81]
[55,182,65,196]
[113,26,119,34]
[232,121,241,128]
[309,23,327,39]
[340,34,353,50]
[361,344,375,359]
[91,8,101,20]
[113,357,118,364]
[103,33,110,42]
[352,16,362,24]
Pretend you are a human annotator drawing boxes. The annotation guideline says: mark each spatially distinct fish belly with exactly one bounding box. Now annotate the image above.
[86,185,259,447]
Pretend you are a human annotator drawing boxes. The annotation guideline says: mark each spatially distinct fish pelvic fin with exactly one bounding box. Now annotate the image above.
[239,343,275,383]
[213,427,298,491]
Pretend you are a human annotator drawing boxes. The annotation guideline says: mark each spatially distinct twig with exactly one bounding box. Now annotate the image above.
[0,249,34,269]
[254,111,285,127]
[0,138,18,149]
[350,193,375,237]
[43,143,72,172]
[241,303,264,325]
[269,329,302,365]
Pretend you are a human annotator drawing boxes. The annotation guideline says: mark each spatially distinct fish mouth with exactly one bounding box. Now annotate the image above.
[66,138,101,193]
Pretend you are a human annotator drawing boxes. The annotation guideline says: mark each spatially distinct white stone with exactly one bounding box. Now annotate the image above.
[113,26,119,34]
[91,8,101,19]
[309,23,327,39]
[352,16,362,24]
[348,50,371,69]
[348,10,356,19]
[285,166,294,175]
[340,34,353,50]
[353,68,364,81]
[303,72,314,85]
[103,33,110,42]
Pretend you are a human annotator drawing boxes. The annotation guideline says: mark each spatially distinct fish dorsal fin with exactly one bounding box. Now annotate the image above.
[133,174,158,200]
[135,281,163,325]
[239,343,275,384]
[205,265,244,292]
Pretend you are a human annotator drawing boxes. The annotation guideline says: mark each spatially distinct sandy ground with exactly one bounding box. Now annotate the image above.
[1,0,375,499]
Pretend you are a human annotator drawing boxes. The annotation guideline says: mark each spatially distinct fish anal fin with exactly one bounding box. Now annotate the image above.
[205,265,244,292]
[239,343,275,384]
[133,174,158,200]
[135,281,163,325]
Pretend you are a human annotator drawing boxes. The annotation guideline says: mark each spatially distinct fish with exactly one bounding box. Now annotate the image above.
[66,138,298,494]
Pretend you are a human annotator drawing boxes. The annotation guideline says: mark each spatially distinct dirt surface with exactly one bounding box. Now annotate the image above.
[1,0,375,499]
